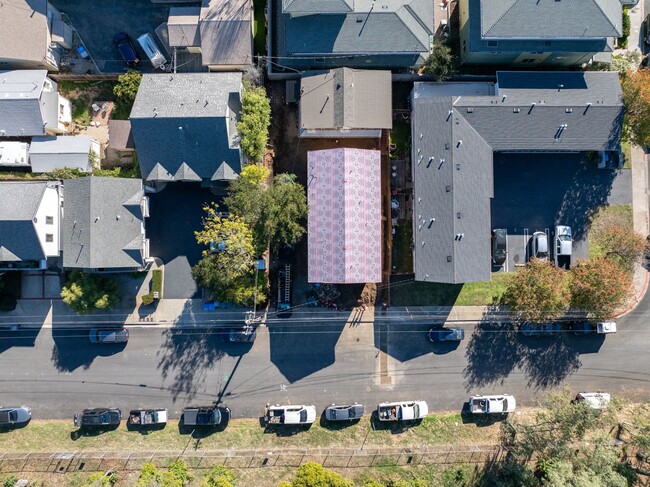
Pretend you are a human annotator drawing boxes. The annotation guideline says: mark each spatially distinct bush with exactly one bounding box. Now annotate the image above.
[3,475,18,487]
[619,9,630,48]
[141,293,155,306]
[113,70,142,108]
[421,43,456,81]
[202,466,236,487]
[141,269,163,305]
[237,82,271,163]
[60,271,120,313]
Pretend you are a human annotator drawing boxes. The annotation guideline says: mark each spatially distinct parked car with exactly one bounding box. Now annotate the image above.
[182,406,229,427]
[645,14,650,45]
[376,401,428,422]
[491,229,507,266]
[74,408,121,428]
[325,403,364,422]
[554,225,572,257]
[571,321,617,335]
[575,392,611,410]
[428,327,465,342]
[113,32,140,67]
[0,406,31,426]
[265,404,316,425]
[89,327,129,344]
[128,409,167,427]
[531,232,549,260]
[469,395,516,414]
[521,322,561,336]
[136,32,167,69]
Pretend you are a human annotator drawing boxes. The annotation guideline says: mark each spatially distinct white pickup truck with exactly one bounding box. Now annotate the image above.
[377,401,428,422]
[265,404,317,425]
[469,395,516,414]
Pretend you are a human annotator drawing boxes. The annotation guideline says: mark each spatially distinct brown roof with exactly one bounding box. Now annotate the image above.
[108,120,134,151]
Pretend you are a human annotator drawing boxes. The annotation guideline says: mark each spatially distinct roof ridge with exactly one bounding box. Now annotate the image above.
[591,0,621,37]
[481,0,520,37]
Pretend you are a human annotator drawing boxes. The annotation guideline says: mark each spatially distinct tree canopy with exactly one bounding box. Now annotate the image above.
[621,68,650,147]
[569,257,632,320]
[113,70,142,107]
[421,43,456,81]
[500,259,569,322]
[278,462,352,487]
[237,82,271,163]
[225,168,307,254]
[591,223,645,274]
[60,270,119,313]
[192,204,265,305]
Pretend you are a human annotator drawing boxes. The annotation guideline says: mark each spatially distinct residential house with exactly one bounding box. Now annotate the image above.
[62,177,151,273]
[0,70,72,137]
[0,0,72,71]
[271,0,433,73]
[307,148,382,284]
[130,72,243,191]
[299,68,392,138]
[106,120,135,165]
[167,0,253,71]
[411,71,623,283]
[29,136,100,173]
[0,141,30,168]
[0,181,62,270]
[459,0,622,67]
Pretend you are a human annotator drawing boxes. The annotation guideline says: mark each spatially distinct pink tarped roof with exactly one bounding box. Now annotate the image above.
[307,148,382,284]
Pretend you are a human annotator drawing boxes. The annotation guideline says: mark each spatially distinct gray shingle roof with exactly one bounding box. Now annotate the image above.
[0,182,48,263]
[62,177,146,270]
[480,0,622,39]
[29,136,93,173]
[300,68,392,131]
[108,120,134,151]
[0,0,51,67]
[411,71,623,284]
[283,0,353,14]
[279,0,432,69]
[130,73,243,183]
[0,70,48,137]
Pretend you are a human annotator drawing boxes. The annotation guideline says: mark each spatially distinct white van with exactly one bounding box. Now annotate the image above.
[137,33,167,69]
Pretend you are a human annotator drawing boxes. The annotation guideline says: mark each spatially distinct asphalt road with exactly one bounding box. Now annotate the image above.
[1,296,650,420]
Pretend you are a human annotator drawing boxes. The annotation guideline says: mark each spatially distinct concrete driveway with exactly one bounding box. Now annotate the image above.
[51,0,172,73]
[491,153,632,271]
[146,183,219,299]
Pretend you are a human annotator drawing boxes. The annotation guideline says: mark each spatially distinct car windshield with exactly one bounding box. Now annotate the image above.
[347,407,356,419]
[558,235,571,241]
[9,410,17,422]
[413,405,420,418]
[101,412,110,423]
[299,410,307,422]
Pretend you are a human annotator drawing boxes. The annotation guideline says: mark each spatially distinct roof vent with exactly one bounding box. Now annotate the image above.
[446,185,451,192]
[467,107,473,113]
[565,108,572,113]
[513,108,520,113]
[447,256,452,262]
[558,84,564,90]
[356,16,363,22]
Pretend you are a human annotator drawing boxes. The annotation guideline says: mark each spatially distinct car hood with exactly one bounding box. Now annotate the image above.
[557,240,572,254]
[14,408,31,423]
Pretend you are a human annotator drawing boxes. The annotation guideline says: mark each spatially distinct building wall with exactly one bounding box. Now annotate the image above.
[0,57,58,71]
[34,185,61,258]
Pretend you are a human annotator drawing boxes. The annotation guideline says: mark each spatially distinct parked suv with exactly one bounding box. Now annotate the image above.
[491,229,507,266]
[325,403,364,422]
[74,408,121,428]
[113,32,140,67]
[0,406,31,426]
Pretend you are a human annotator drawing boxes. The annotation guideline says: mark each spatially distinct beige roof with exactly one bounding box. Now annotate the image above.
[300,68,392,131]
[0,0,51,65]
[168,6,201,47]
[199,0,252,66]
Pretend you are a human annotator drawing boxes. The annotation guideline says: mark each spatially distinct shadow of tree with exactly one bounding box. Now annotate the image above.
[521,339,581,390]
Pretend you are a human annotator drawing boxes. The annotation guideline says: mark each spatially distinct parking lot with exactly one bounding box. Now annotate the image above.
[491,153,632,271]
[51,0,173,73]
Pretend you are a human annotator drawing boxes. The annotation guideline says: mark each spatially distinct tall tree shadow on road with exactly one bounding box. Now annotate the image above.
[157,324,253,402]
[464,312,593,391]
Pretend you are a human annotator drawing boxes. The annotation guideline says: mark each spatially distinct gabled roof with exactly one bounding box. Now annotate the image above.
[130,73,243,183]
[480,0,622,39]
[300,68,392,131]
[29,136,94,173]
[62,177,147,270]
[280,0,433,67]
[174,162,202,181]
[0,182,48,262]
[0,0,51,66]
[307,148,382,284]
[411,71,624,284]
[0,70,48,137]
[212,162,239,181]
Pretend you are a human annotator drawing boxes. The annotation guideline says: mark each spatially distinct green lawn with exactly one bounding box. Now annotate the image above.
[588,204,633,259]
[390,274,509,307]
[621,138,632,169]
[253,0,267,56]
[0,415,499,453]
[390,121,411,159]
[392,221,413,274]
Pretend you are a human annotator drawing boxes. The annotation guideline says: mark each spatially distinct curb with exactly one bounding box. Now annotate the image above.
[614,269,649,319]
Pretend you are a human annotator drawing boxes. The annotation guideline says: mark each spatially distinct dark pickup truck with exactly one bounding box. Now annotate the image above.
[74,408,121,428]
[182,406,229,427]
